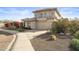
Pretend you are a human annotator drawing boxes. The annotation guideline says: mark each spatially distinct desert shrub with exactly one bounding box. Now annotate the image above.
[71,39,79,50]
[5,23,9,27]
[51,20,64,34]
[4,21,25,30]
[51,21,58,34]
[13,22,16,26]
[61,19,70,33]
[74,31,79,39]
[51,19,70,34]
[20,22,25,28]
[4,23,11,27]
[15,21,20,28]
[69,20,78,35]
[10,22,13,26]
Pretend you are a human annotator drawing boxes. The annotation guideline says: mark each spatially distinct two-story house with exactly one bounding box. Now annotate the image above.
[22,8,61,30]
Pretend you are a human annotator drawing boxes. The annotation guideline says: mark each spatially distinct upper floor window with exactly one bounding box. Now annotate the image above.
[34,12,54,18]
[40,13,43,18]
[35,14,37,18]
[43,13,46,18]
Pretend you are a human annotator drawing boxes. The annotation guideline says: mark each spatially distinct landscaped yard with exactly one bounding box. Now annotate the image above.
[3,18,79,51]
[0,31,14,51]
[30,32,73,51]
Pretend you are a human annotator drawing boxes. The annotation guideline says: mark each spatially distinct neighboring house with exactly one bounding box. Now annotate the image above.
[22,8,62,30]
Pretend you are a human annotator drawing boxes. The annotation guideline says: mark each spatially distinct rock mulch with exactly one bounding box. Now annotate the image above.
[30,32,73,51]
[0,34,13,51]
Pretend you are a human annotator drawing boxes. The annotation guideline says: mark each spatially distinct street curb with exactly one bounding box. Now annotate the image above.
[5,34,17,51]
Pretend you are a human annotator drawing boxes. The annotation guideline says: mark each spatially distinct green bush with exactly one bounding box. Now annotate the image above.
[74,31,79,39]
[71,39,79,50]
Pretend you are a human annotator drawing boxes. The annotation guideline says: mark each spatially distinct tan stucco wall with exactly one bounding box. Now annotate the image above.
[54,11,61,19]
[30,22,36,29]
[24,19,55,30]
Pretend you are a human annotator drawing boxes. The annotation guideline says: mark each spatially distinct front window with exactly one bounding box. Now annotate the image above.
[35,14,37,18]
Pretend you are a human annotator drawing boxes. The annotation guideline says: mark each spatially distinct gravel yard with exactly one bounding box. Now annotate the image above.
[30,32,73,51]
[0,32,14,51]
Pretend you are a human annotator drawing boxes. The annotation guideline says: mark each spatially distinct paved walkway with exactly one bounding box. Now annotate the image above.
[11,33,34,51]
[11,30,48,51]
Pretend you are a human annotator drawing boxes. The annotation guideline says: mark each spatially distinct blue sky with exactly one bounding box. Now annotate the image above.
[58,7,79,18]
[0,7,79,21]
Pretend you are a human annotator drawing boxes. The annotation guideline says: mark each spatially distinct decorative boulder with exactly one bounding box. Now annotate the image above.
[50,35,57,40]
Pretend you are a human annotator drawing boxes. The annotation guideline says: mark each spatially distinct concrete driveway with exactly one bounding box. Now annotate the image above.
[11,30,49,51]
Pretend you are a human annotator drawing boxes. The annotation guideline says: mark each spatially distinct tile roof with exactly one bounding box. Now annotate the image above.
[33,8,61,17]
